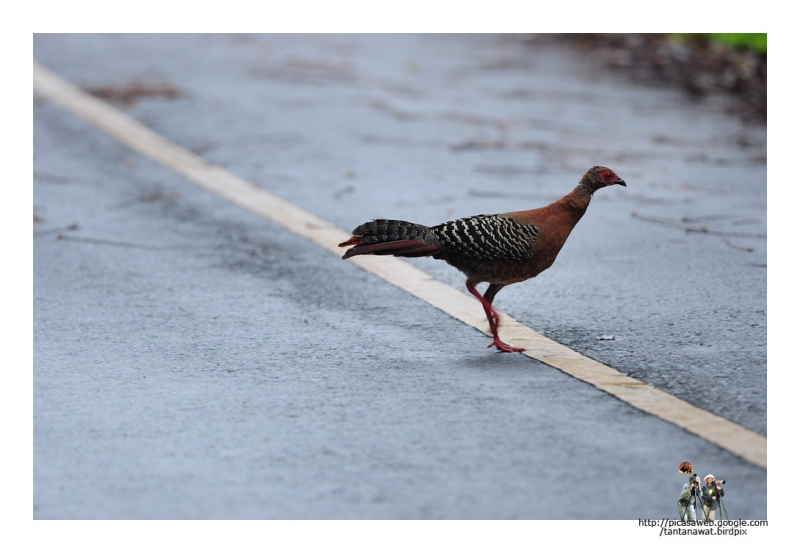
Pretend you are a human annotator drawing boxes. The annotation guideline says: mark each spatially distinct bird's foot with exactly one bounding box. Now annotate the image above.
[488,338,526,353]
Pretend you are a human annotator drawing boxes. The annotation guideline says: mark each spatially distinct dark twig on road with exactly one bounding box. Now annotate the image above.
[724,240,754,252]
[631,211,766,239]
[108,191,181,209]
[86,81,183,106]
[33,223,79,238]
[333,185,354,200]
[56,234,176,250]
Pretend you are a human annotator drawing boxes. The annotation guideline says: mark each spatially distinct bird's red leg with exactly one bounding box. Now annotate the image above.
[467,282,499,335]
[466,281,525,353]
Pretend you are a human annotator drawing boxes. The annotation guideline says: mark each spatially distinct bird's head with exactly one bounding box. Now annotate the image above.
[582,166,626,190]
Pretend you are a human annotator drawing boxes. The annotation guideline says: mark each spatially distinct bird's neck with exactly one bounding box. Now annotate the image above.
[560,183,595,213]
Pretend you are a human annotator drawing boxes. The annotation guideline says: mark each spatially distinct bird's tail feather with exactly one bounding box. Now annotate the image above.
[339,219,438,259]
[341,239,439,259]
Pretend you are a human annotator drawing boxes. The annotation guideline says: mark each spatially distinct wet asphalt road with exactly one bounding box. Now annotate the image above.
[33,34,766,519]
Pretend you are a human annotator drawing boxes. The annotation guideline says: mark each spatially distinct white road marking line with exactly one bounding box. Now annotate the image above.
[33,60,767,470]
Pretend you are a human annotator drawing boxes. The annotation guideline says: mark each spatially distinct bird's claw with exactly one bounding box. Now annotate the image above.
[488,338,526,353]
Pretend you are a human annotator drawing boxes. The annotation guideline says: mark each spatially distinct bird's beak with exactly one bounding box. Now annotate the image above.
[614,178,627,187]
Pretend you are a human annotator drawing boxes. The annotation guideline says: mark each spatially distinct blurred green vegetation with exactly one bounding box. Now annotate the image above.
[672,33,767,54]
[708,33,766,53]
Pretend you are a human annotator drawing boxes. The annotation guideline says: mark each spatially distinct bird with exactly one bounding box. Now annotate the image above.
[339,166,626,352]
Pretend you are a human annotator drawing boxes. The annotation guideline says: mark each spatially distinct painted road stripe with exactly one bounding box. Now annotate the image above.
[33,60,767,470]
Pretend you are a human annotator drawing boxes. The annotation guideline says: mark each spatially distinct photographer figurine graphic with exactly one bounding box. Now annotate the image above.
[678,474,700,522]
[701,474,725,521]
